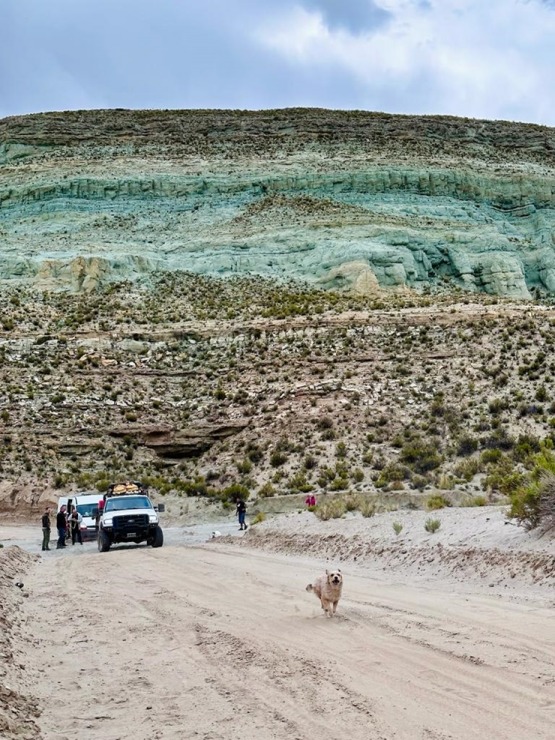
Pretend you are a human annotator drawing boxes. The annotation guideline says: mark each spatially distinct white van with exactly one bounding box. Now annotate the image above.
[57,492,104,540]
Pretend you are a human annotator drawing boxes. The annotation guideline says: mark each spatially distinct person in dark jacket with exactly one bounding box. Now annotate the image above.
[56,505,67,549]
[236,498,247,531]
[41,507,51,551]
[69,508,83,545]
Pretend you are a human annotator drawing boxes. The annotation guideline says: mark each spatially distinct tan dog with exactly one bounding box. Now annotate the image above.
[306,569,343,617]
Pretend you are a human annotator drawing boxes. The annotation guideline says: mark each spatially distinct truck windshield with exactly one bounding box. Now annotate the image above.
[77,503,101,517]
[104,496,152,512]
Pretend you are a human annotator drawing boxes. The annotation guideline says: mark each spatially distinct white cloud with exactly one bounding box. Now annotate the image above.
[1,0,554,124]
[256,0,555,123]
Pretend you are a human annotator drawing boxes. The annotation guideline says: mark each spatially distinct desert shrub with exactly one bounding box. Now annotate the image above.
[480,448,502,465]
[536,385,548,402]
[509,450,555,529]
[315,499,346,520]
[410,474,429,491]
[236,458,253,475]
[362,450,374,465]
[251,511,266,525]
[481,427,515,451]
[488,397,508,415]
[360,500,376,518]
[214,386,226,400]
[400,440,442,473]
[317,416,334,430]
[246,443,264,463]
[483,455,524,496]
[303,454,317,469]
[287,471,314,493]
[270,449,288,467]
[437,474,456,490]
[456,435,479,457]
[330,476,349,491]
[351,467,364,482]
[426,494,451,510]
[336,441,347,458]
[53,473,69,489]
[466,495,488,507]
[453,458,480,481]
[392,521,403,535]
[317,466,336,488]
[376,462,411,488]
[342,492,361,512]
[179,478,210,497]
[518,403,543,417]
[258,482,276,498]
[512,434,542,464]
[219,483,249,503]
[424,517,441,533]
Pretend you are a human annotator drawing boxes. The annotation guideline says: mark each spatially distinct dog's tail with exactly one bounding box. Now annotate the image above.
[305,583,313,592]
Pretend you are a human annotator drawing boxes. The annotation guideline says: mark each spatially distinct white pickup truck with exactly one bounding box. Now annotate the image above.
[96,487,164,552]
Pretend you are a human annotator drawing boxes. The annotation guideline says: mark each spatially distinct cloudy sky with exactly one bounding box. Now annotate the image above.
[2,0,555,125]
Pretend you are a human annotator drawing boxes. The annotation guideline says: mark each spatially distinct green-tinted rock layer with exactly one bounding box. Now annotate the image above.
[1,109,554,297]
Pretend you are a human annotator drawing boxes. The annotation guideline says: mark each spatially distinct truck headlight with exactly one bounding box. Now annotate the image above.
[148,514,158,523]
[103,518,113,527]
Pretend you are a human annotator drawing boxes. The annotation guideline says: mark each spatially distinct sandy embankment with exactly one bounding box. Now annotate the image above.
[227,506,555,601]
[0,546,40,739]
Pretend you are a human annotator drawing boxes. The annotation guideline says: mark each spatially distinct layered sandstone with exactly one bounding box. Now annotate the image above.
[1,109,555,297]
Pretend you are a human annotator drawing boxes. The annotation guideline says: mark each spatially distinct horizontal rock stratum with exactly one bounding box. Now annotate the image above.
[1,108,555,297]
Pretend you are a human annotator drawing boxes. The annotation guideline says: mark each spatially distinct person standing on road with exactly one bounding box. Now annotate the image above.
[236,498,248,531]
[41,507,51,551]
[56,505,67,549]
[95,496,105,530]
[69,508,83,545]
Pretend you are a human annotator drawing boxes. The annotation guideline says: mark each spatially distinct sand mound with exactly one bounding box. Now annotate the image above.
[0,546,41,740]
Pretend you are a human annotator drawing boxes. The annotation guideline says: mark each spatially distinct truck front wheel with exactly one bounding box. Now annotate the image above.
[98,530,111,552]
[150,526,163,548]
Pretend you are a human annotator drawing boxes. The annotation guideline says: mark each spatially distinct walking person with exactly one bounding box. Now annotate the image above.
[69,508,83,545]
[236,498,248,531]
[56,505,67,549]
[41,507,51,551]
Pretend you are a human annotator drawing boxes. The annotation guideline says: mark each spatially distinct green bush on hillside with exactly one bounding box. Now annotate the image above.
[509,450,555,529]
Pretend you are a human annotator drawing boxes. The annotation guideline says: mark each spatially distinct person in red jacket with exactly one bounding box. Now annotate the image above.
[95,497,105,530]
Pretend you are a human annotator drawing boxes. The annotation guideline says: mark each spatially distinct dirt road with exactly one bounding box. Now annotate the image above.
[15,540,553,740]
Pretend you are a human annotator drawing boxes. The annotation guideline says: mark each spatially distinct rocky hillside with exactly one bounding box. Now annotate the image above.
[2,110,555,519]
[1,272,555,520]
[1,109,555,297]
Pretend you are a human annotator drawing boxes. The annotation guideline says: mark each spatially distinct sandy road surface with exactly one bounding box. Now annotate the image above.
[17,541,554,740]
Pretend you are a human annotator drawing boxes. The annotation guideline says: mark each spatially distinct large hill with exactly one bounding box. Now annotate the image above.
[1,108,555,297]
[1,110,555,518]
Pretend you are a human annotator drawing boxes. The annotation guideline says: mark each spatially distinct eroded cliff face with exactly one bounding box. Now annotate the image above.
[1,108,555,297]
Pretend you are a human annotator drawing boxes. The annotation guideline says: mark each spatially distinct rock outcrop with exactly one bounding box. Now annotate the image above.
[109,421,250,459]
[1,109,555,298]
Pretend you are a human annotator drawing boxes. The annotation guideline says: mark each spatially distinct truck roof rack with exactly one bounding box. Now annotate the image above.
[106,481,147,497]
